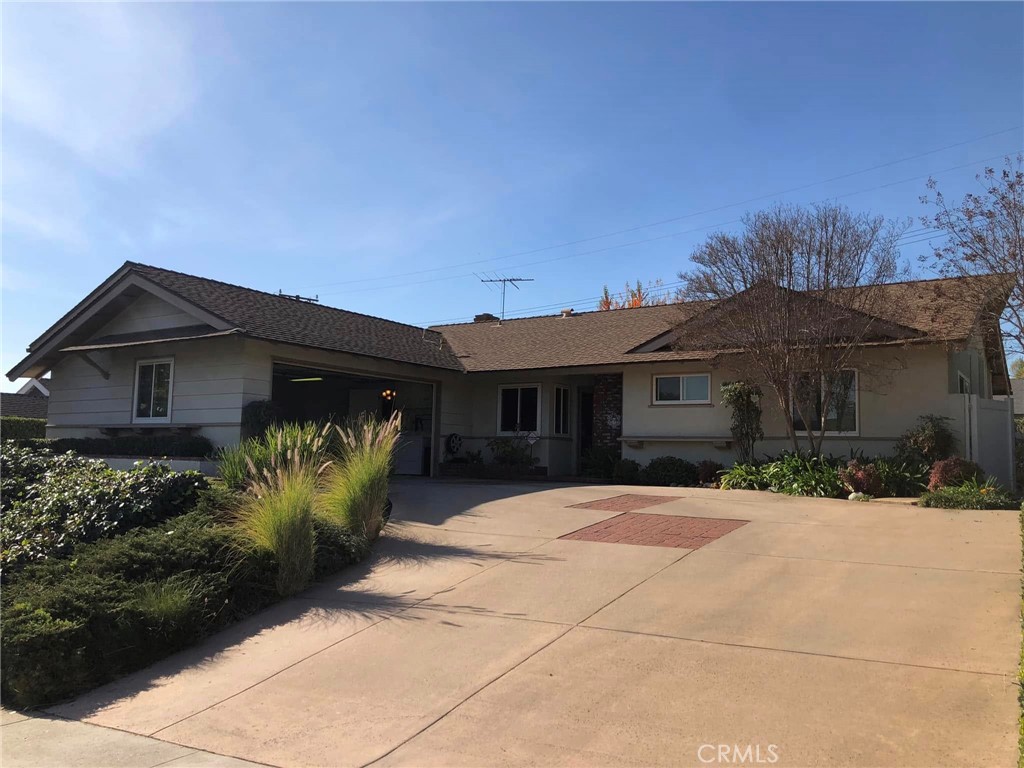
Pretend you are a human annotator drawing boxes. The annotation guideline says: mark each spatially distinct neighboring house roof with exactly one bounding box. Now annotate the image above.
[432,274,1011,373]
[16,378,49,397]
[1,392,48,419]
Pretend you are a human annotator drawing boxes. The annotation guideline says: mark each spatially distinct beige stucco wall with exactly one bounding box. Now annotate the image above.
[620,343,964,464]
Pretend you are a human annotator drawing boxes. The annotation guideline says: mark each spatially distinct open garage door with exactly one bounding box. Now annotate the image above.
[271,363,434,476]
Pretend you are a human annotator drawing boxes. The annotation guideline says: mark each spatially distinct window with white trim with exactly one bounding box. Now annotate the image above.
[554,386,570,436]
[792,370,858,434]
[958,372,971,395]
[498,384,540,433]
[652,373,711,405]
[134,358,174,423]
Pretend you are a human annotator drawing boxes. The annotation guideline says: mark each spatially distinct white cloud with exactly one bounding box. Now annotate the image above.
[3,4,198,171]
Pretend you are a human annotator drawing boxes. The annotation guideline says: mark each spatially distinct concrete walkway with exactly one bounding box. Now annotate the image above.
[11,480,1021,767]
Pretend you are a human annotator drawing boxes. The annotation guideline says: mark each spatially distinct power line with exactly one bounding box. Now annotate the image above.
[298,126,1021,291]
[318,149,1015,300]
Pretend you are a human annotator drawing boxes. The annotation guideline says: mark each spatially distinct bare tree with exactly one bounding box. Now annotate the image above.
[920,154,1024,357]
[676,203,912,455]
[598,279,669,310]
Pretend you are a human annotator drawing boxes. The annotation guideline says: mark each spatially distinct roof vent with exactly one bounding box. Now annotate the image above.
[474,312,499,323]
[560,308,575,318]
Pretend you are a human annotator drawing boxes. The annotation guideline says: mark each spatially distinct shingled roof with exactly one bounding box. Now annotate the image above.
[431,274,1011,372]
[128,263,463,370]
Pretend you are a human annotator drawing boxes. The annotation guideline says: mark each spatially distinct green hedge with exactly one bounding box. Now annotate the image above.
[1,442,208,571]
[15,434,214,458]
[0,492,369,709]
[1,417,46,440]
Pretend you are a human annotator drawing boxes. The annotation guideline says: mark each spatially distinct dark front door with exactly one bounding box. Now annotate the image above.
[578,389,594,461]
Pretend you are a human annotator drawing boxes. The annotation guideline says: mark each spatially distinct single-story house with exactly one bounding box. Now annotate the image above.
[6,262,1017,485]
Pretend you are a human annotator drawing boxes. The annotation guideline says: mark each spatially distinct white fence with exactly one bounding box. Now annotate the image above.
[950,394,1016,491]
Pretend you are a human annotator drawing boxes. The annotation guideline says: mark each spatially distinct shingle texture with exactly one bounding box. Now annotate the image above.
[129,263,463,371]
[433,274,1007,372]
[1,393,48,419]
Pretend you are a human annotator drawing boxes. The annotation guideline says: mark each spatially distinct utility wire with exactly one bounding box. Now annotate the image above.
[299,126,1021,291]
[322,148,1015,300]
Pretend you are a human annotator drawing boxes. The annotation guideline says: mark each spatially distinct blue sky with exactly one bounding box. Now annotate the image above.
[3,2,1022,389]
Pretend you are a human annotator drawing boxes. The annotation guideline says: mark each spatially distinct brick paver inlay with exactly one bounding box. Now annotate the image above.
[567,494,681,512]
[560,512,749,549]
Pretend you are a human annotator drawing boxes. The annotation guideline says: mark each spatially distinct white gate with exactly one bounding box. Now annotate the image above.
[953,394,1016,491]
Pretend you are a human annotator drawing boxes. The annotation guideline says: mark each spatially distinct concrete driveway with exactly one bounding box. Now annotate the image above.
[30,480,1022,767]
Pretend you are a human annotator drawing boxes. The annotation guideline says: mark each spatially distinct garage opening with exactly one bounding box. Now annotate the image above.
[271,363,434,475]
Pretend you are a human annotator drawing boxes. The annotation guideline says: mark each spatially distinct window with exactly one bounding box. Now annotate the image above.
[792,370,858,434]
[958,372,971,395]
[554,386,570,436]
[498,385,540,434]
[134,358,173,423]
[652,373,711,405]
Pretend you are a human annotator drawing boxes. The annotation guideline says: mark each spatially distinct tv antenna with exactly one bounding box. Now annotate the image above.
[480,276,534,322]
[278,290,320,303]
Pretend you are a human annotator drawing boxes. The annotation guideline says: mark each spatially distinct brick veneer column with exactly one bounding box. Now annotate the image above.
[593,373,623,457]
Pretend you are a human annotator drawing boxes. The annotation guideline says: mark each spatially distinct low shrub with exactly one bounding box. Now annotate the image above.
[696,460,725,485]
[872,456,929,497]
[16,435,214,458]
[641,457,698,487]
[839,459,883,497]
[611,459,642,484]
[486,434,539,468]
[718,462,769,491]
[322,412,401,539]
[1,417,46,440]
[1,492,368,709]
[241,399,284,439]
[580,446,619,479]
[918,478,1017,510]
[760,452,844,498]
[1,452,207,572]
[1,442,91,510]
[928,457,984,492]
[895,415,957,464]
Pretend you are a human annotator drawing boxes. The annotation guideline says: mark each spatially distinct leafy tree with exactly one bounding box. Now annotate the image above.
[921,155,1024,356]
[1010,357,1024,379]
[677,203,911,455]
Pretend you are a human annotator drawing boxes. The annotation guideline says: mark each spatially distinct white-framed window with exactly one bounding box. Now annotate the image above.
[497,384,540,434]
[133,358,174,423]
[792,369,858,434]
[553,386,570,436]
[652,373,711,405]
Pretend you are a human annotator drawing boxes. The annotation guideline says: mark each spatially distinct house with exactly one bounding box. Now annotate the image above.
[1,378,50,420]
[6,262,1017,486]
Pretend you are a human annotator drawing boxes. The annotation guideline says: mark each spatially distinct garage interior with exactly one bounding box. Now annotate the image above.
[271,363,434,475]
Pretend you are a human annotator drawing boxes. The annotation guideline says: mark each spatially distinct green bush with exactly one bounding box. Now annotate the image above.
[241,399,283,439]
[611,459,642,484]
[485,435,539,468]
[1,492,368,709]
[719,462,769,491]
[895,415,957,464]
[1,445,207,572]
[1,417,46,440]
[871,456,929,497]
[16,435,213,458]
[928,457,984,492]
[919,478,1018,510]
[580,446,619,479]
[760,453,845,498]
[696,460,725,485]
[641,457,698,487]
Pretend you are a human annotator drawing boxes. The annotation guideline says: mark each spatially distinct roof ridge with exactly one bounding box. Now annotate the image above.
[126,261,446,338]
[430,300,699,328]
